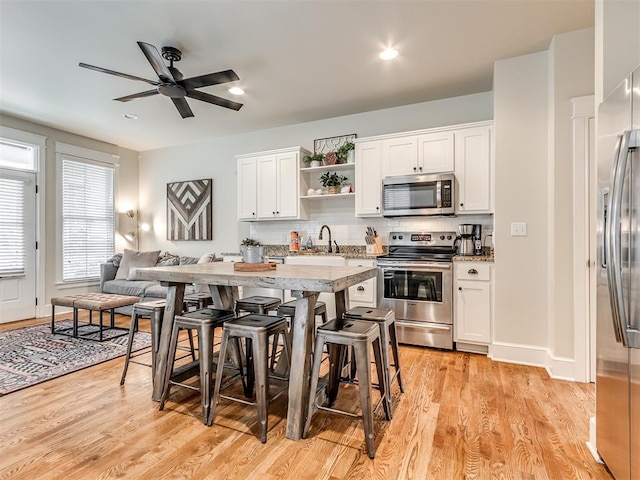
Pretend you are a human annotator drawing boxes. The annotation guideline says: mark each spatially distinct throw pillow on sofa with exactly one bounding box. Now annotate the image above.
[115,249,161,280]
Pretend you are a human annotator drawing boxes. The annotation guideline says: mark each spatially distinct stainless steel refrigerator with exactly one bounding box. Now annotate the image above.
[597,64,640,479]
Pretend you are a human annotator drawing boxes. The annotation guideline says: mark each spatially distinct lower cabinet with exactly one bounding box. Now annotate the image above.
[454,262,492,353]
[346,258,377,309]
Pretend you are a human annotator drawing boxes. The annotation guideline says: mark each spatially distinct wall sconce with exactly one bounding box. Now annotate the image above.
[125,209,136,219]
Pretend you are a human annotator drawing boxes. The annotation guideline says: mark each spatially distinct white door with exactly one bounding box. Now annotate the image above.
[417,131,455,173]
[0,168,36,323]
[355,141,382,216]
[237,157,257,220]
[275,151,299,219]
[256,155,277,219]
[454,126,491,213]
[381,136,418,177]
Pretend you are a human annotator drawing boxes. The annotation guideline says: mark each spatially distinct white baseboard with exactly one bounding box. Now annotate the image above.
[586,416,604,464]
[489,342,578,381]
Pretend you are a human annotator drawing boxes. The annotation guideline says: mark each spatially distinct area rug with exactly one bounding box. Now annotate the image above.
[0,320,152,395]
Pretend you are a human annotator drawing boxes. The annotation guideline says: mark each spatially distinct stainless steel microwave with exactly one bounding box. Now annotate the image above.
[382,173,455,217]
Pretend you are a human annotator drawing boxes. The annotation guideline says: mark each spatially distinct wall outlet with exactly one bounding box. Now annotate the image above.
[510,222,527,236]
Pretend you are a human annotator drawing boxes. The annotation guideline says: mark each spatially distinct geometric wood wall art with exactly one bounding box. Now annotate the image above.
[166,178,213,240]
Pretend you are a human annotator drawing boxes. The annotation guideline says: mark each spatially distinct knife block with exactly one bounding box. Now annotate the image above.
[366,236,384,255]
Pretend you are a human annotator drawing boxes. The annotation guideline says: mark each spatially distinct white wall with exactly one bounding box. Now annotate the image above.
[0,114,139,310]
[494,51,550,354]
[493,28,594,374]
[138,92,493,256]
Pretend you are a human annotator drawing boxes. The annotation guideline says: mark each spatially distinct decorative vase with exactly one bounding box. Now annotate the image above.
[347,150,355,163]
[240,245,264,264]
[323,152,338,165]
[310,160,321,168]
[328,186,340,194]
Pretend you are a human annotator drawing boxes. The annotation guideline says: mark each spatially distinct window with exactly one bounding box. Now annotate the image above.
[57,143,117,283]
[0,177,26,276]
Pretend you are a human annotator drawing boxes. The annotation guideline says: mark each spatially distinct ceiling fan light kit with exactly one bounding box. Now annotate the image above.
[79,41,243,118]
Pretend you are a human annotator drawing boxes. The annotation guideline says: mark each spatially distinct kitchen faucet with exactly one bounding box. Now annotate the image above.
[318,225,332,253]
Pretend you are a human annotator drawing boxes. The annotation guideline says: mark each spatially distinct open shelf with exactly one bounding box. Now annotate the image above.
[300,163,354,173]
[300,193,355,200]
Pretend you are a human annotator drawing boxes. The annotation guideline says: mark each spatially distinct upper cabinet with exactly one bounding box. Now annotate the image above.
[454,125,492,214]
[236,147,310,221]
[355,141,383,217]
[380,131,454,177]
[357,121,493,216]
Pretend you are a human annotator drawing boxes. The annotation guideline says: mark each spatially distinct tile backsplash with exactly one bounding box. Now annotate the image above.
[249,210,494,249]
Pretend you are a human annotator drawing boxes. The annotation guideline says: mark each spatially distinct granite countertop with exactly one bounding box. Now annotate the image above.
[223,245,494,262]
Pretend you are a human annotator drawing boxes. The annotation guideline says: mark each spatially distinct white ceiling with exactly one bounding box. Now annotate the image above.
[0,1,594,152]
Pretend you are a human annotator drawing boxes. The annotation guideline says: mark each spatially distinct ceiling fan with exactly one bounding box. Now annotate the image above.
[79,41,243,118]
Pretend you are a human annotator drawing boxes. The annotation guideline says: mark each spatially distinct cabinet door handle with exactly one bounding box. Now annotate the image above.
[458,287,463,291]
[413,167,417,172]
[418,166,422,172]
[376,206,379,210]
[276,211,280,215]
[460,202,464,207]
[468,268,478,275]
[357,286,365,291]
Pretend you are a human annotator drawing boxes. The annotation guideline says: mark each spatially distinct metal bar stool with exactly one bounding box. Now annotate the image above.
[209,314,291,443]
[275,299,328,369]
[344,306,404,417]
[235,295,281,316]
[183,292,213,311]
[159,308,236,425]
[303,318,391,459]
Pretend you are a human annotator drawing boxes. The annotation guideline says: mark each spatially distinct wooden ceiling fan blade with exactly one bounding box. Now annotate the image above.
[181,70,240,89]
[79,63,159,86]
[171,97,194,118]
[186,90,243,111]
[114,89,159,102]
[137,41,174,83]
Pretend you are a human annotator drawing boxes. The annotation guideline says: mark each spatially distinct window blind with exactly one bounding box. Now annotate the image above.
[0,178,26,276]
[62,158,115,282]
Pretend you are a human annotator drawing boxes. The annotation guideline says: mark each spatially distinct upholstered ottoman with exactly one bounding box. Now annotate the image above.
[51,293,139,341]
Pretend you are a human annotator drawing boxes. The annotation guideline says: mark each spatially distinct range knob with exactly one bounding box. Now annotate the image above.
[398,235,403,240]
[440,235,445,240]
[447,235,453,240]
[392,235,397,240]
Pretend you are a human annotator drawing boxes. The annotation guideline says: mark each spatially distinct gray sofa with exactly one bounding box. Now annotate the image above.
[99,251,219,314]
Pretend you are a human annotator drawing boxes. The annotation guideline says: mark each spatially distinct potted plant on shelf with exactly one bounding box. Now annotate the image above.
[320,171,348,194]
[303,152,324,168]
[240,238,264,264]
[336,142,355,164]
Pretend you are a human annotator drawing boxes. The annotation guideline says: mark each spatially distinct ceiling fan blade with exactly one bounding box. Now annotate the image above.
[181,70,240,90]
[186,90,243,111]
[137,41,174,83]
[79,63,159,86]
[114,89,159,102]
[171,97,194,118]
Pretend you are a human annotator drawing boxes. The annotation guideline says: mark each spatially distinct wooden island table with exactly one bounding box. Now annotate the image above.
[131,261,378,441]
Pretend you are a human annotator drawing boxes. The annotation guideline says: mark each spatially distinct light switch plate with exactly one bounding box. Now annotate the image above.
[511,222,527,236]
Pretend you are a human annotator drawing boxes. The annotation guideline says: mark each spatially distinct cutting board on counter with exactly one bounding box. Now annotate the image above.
[233,262,277,272]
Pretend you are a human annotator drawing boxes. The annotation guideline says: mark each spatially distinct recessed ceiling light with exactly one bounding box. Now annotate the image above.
[229,87,245,95]
[123,113,138,120]
[380,48,398,60]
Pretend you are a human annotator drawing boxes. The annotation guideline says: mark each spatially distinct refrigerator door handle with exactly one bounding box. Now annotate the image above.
[601,188,608,269]
[607,129,640,348]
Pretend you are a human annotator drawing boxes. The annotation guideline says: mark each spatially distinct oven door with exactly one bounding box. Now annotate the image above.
[377,262,453,325]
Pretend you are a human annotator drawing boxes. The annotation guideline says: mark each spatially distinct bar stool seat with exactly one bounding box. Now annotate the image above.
[235,296,281,316]
[277,299,327,323]
[344,306,404,417]
[159,308,236,425]
[183,292,213,311]
[303,318,391,459]
[210,314,291,443]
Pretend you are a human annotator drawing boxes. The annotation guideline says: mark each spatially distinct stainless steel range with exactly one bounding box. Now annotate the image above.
[376,231,456,349]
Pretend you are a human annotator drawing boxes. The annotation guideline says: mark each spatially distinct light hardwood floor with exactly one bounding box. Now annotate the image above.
[0,314,611,480]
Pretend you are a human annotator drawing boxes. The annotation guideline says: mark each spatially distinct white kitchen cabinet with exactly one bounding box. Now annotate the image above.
[354,141,383,217]
[346,258,377,308]
[381,136,418,177]
[237,157,258,220]
[454,262,492,353]
[237,147,310,221]
[417,131,455,173]
[454,126,492,214]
